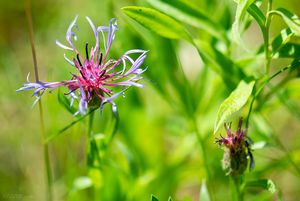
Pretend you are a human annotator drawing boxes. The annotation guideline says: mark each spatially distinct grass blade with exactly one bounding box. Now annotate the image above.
[122,6,192,42]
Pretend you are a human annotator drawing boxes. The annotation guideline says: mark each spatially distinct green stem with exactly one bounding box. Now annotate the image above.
[257,76,291,111]
[261,116,300,176]
[105,106,119,146]
[88,111,95,139]
[87,111,102,168]
[39,101,53,201]
[24,0,53,200]
[265,0,273,75]
[246,60,299,127]
[274,135,300,177]
[231,176,244,201]
[191,115,216,201]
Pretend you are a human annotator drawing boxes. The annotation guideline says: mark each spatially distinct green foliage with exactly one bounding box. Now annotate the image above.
[269,8,300,36]
[214,80,255,134]
[199,180,211,201]
[3,0,300,201]
[147,0,227,42]
[245,179,277,194]
[122,6,191,42]
[231,0,256,47]
[58,90,77,114]
[72,176,93,191]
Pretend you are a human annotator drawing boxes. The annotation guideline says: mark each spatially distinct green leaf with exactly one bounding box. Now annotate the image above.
[45,108,97,142]
[199,180,211,201]
[214,80,255,134]
[193,40,244,89]
[122,6,191,42]
[167,197,173,201]
[247,3,266,33]
[72,176,93,191]
[245,179,276,194]
[151,194,159,201]
[271,28,294,56]
[273,42,300,59]
[269,8,300,36]
[232,0,256,48]
[251,141,267,150]
[147,0,227,42]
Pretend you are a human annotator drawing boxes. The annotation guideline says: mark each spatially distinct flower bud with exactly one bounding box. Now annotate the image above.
[216,118,254,176]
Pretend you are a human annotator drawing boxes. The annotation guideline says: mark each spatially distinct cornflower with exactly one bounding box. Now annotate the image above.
[17,16,148,115]
[216,118,254,176]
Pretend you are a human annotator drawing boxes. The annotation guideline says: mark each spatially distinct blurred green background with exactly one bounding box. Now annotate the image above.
[1,0,300,201]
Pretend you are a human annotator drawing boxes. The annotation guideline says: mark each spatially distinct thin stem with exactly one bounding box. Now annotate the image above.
[88,111,95,139]
[265,0,273,75]
[193,118,211,179]
[87,111,102,168]
[261,114,300,177]
[105,107,119,146]
[273,133,300,177]
[231,176,244,201]
[39,101,53,201]
[258,76,291,111]
[24,0,53,200]
[246,61,298,127]
[191,115,217,201]
[246,81,265,128]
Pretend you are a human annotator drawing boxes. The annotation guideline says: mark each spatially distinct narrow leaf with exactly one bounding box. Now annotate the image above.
[147,0,227,41]
[199,180,211,201]
[247,3,266,33]
[273,42,300,59]
[271,28,294,57]
[45,108,97,142]
[72,176,93,191]
[245,179,276,194]
[251,141,267,150]
[232,0,256,48]
[214,80,255,134]
[122,6,191,42]
[151,194,159,201]
[193,40,244,89]
[269,8,300,36]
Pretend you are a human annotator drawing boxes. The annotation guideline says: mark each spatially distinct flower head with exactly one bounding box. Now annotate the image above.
[17,16,148,115]
[216,118,247,149]
[215,118,254,176]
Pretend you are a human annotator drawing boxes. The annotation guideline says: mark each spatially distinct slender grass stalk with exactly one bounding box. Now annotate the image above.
[24,0,53,200]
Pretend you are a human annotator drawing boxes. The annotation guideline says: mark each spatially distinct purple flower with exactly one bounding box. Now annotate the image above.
[216,118,247,149]
[17,16,148,115]
[216,118,254,176]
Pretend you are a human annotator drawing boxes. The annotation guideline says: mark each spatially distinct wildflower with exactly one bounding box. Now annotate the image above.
[215,118,254,176]
[17,16,148,115]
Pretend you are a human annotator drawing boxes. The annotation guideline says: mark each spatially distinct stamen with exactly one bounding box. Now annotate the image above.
[85,43,89,59]
[100,70,106,78]
[77,54,82,66]
[99,52,103,66]
[64,89,76,95]
[79,70,86,79]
